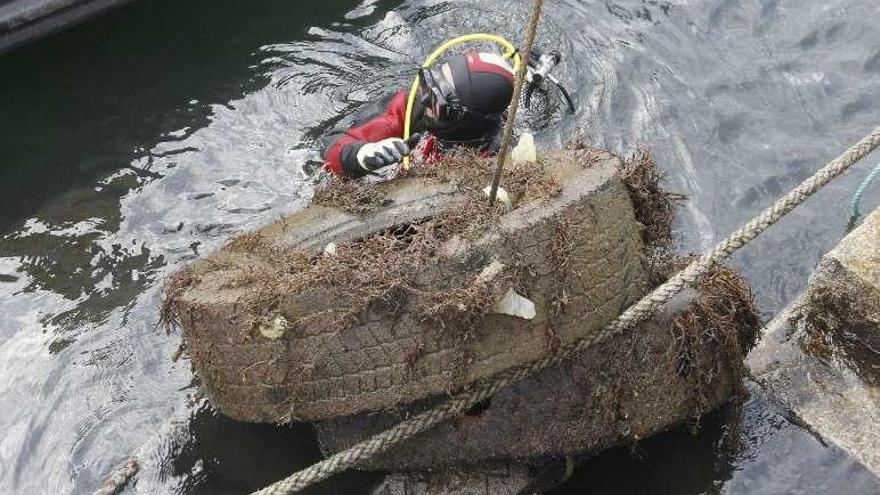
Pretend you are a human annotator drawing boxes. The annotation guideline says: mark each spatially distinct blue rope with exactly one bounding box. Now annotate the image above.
[848,161,880,230]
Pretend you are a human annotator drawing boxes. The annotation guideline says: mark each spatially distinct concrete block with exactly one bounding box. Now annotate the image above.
[0,0,133,54]
[802,207,880,376]
[370,466,532,495]
[748,207,880,479]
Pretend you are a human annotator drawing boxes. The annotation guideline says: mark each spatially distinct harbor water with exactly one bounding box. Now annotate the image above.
[1,0,879,493]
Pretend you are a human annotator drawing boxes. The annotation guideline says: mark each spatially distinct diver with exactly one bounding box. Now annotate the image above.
[321,50,516,179]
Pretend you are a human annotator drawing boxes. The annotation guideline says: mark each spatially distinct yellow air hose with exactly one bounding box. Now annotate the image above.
[402,33,522,169]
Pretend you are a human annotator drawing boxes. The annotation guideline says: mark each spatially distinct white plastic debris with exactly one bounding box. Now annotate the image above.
[477,260,506,283]
[495,289,537,320]
[324,242,337,256]
[483,184,512,208]
[511,132,537,164]
[260,315,288,340]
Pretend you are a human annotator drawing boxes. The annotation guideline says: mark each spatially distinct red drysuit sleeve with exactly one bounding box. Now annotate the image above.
[322,91,409,177]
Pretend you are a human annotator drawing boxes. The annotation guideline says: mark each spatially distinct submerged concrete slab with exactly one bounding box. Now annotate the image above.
[749,207,880,478]
[0,0,133,54]
[370,466,532,495]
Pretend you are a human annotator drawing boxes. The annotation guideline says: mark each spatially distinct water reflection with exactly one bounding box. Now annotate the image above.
[552,383,880,494]
[146,402,382,494]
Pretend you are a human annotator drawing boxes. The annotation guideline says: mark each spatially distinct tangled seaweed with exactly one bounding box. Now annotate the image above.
[617,149,685,251]
[161,144,683,341]
[657,254,760,444]
[161,151,573,338]
[311,149,564,215]
[312,179,389,215]
[159,139,764,440]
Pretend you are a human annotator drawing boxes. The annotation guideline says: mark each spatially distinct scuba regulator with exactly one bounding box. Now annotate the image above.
[403,33,575,169]
[523,49,576,114]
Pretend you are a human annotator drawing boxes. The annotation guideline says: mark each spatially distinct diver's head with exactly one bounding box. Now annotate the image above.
[416,51,515,146]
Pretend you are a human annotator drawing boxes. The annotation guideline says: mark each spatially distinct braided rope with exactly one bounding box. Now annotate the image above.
[848,161,880,229]
[253,127,880,494]
[489,0,544,201]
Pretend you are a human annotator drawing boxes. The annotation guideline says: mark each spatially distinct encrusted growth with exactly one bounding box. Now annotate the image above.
[564,139,680,254]
[313,259,762,471]
[617,149,682,251]
[665,257,760,433]
[160,144,676,353]
[310,149,564,216]
[312,179,389,214]
[159,145,754,426]
[160,266,198,332]
[162,153,560,342]
[164,152,573,336]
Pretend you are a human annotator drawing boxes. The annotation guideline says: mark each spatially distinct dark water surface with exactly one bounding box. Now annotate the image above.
[1,0,879,493]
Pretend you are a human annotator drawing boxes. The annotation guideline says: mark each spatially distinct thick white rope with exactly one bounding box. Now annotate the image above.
[252,127,880,495]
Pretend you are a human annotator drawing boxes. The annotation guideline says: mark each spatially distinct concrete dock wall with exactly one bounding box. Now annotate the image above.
[0,0,132,54]
[749,207,880,478]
